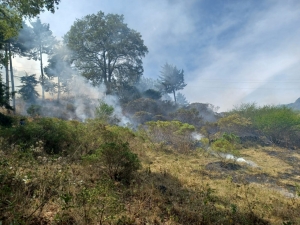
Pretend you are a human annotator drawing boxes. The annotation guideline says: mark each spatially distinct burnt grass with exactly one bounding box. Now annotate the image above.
[204,148,300,197]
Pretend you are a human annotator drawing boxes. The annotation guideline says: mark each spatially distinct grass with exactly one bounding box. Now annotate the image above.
[1,119,300,224]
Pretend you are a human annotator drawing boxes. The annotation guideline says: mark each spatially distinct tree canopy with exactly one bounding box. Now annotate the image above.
[18,73,39,102]
[64,11,148,92]
[0,5,22,42]
[1,0,61,18]
[44,44,73,101]
[158,63,186,103]
[27,18,57,100]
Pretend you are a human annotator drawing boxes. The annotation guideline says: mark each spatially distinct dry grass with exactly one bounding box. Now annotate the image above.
[1,132,300,224]
[134,143,300,224]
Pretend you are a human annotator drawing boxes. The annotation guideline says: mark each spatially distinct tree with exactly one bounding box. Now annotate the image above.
[0,0,61,110]
[1,0,61,18]
[64,11,148,92]
[0,5,22,41]
[176,92,189,106]
[3,22,35,112]
[142,89,162,100]
[27,18,57,100]
[0,5,22,111]
[44,44,73,102]
[158,63,186,103]
[18,73,39,102]
[0,75,12,109]
[116,83,141,105]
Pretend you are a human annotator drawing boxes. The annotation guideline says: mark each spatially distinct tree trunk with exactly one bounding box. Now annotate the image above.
[4,44,9,102]
[8,43,15,114]
[173,90,176,103]
[103,51,107,82]
[40,44,45,100]
[57,76,60,102]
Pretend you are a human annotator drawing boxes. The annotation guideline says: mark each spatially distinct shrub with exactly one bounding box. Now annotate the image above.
[169,108,203,128]
[211,132,240,161]
[95,100,119,124]
[27,104,42,117]
[142,89,162,100]
[142,120,197,152]
[124,98,161,115]
[217,113,252,135]
[133,111,153,124]
[100,142,140,183]
[230,104,300,147]
[1,118,79,154]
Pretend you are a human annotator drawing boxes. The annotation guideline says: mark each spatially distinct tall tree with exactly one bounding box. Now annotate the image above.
[4,22,34,112]
[28,18,57,100]
[44,44,72,102]
[18,73,39,102]
[158,63,187,103]
[0,5,22,111]
[0,0,61,110]
[64,11,148,93]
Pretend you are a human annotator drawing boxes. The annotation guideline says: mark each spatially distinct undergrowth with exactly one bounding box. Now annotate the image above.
[0,116,299,224]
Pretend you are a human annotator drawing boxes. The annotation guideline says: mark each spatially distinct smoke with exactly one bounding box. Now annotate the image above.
[16,71,132,125]
[192,132,203,141]
[68,75,105,121]
[103,94,131,126]
[220,153,257,167]
[193,134,258,167]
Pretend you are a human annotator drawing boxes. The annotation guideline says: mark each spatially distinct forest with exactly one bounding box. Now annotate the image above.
[1,1,300,224]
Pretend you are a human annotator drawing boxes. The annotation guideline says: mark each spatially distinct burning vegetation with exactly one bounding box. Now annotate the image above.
[0,2,300,224]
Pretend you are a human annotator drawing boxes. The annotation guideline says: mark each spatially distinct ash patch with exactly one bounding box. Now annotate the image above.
[205,161,242,172]
[231,174,298,198]
[285,156,300,164]
[265,150,279,157]
[232,173,277,184]
[265,149,300,165]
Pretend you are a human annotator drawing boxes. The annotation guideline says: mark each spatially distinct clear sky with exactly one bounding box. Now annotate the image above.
[35,0,300,111]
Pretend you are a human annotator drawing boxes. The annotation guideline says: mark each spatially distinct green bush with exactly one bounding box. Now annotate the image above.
[99,142,140,183]
[84,137,140,184]
[1,118,79,154]
[95,100,119,124]
[27,104,42,117]
[230,104,300,147]
[211,132,240,160]
[169,108,203,128]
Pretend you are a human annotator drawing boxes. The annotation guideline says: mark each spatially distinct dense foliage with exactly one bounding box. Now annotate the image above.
[229,103,300,147]
[64,11,148,92]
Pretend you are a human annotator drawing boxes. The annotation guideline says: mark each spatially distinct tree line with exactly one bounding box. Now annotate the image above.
[0,1,188,115]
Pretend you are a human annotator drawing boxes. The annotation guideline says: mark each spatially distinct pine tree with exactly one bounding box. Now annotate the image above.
[158,63,187,103]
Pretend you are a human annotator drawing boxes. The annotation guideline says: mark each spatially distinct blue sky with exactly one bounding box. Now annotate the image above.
[36,0,300,111]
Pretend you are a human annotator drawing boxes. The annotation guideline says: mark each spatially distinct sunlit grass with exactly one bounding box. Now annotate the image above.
[1,119,300,224]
